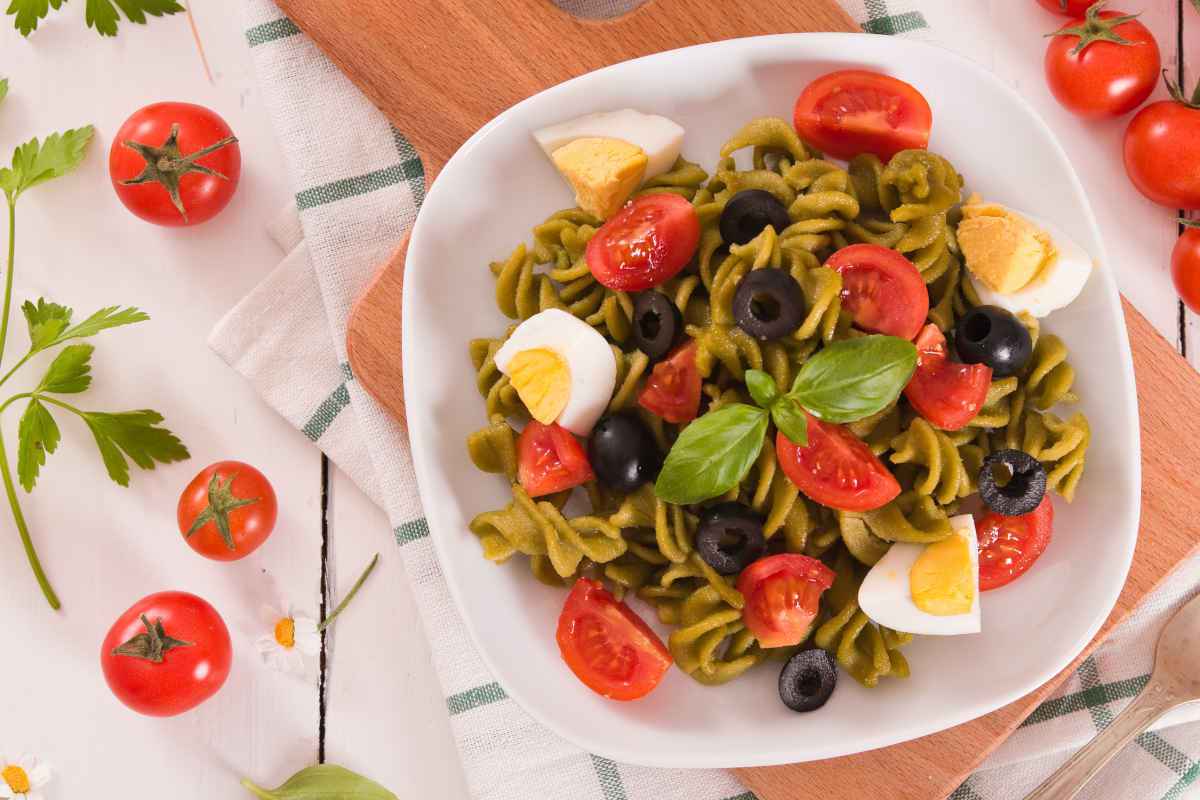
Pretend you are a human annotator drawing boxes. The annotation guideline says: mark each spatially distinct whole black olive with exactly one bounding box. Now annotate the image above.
[696,502,767,575]
[978,449,1047,516]
[631,292,682,362]
[954,305,1033,378]
[720,189,792,246]
[732,269,806,341]
[779,649,838,712]
[588,414,662,493]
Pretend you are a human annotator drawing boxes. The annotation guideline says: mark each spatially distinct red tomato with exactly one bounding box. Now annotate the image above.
[736,554,835,648]
[637,340,702,423]
[1043,9,1160,118]
[793,69,932,162]
[109,102,240,227]
[1172,225,1200,314]
[1037,0,1101,14]
[100,591,232,716]
[177,461,278,561]
[556,578,672,701]
[775,421,900,513]
[825,244,929,340]
[978,495,1055,591]
[904,324,992,431]
[1124,92,1200,209]
[585,193,700,291]
[517,421,594,497]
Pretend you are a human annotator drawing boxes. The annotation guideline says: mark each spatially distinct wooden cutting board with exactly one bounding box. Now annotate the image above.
[273,0,1200,797]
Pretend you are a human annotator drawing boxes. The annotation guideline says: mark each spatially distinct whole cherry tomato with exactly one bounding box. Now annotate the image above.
[1124,78,1200,209]
[100,591,232,716]
[1172,224,1200,314]
[109,102,240,226]
[177,461,278,561]
[1043,6,1160,118]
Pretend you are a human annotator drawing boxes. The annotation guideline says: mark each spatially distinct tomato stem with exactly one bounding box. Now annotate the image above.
[1047,2,1142,56]
[318,553,380,633]
[0,423,59,609]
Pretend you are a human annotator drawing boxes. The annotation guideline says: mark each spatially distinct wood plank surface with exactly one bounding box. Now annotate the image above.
[272,1,1200,798]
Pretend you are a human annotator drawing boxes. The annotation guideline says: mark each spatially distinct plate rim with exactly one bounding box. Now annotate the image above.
[402,31,1142,768]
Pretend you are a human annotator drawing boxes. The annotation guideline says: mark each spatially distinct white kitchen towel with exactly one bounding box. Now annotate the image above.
[214,1,1200,798]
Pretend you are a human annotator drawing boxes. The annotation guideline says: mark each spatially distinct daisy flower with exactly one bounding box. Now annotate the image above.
[0,754,51,800]
[255,553,379,675]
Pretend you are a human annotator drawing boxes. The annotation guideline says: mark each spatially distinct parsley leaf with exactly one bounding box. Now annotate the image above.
[0,78,8,107]
[37,344,92,394]
[85,0,183,36]
[6,0,65,36]
[0,127,94,204]
[17,398,60,491]
[54,305,149,344]
[22,299,72,351]
[81,409,189,487]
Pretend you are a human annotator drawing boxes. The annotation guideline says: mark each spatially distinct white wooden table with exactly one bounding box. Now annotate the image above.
[0,2,1195,797]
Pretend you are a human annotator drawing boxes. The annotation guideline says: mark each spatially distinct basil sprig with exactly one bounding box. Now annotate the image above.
[654,335,916,505]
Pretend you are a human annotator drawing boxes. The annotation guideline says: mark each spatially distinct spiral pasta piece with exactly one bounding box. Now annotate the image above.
[661,585,764,686]
[814,552,911,687]
[466,416,518,483]
[889,417,972,505]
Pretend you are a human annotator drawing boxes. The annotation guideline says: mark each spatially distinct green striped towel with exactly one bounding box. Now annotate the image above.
[212,1,1200,798]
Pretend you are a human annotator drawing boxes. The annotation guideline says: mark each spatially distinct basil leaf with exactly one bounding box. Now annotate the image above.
[241,765,397,800]
[771,399,809,446]
[745,369,779,409]
[655,404,769,504]
[790,335,917,423]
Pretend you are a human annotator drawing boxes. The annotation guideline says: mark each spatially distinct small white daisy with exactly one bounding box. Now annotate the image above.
[255,605,320,675]
[0,754,52,800]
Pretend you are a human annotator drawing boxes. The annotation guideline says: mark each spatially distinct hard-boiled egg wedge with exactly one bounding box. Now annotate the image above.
[957,197,1092,319]
[534,110,685,220]
[494,309,616,436]
[857,514,980,636]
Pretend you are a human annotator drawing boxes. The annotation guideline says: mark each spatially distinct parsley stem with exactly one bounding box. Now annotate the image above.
[0,352,32,391]
[0,203,15,373]
[0,423,59,608]
[35,394,83,417]
[318,553,380,633]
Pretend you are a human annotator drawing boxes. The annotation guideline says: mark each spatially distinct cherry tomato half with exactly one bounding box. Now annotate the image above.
[556,578,672,701]
[978,494,1055,591]
[586,193,700,292]
[793,69,932,162]
[100,591,232,716]
[517,421,594,497]
[1043,9,1160,118]
[904,324,992,431]
[637,340,702,423]
[177,461,278,561]
[775,420,900,513]
[825,244,929,340]
[1124,95,1200,209]
[1037,0,1102,15]
[1172,225,1200,314]
[737,554,835,648]
[109,102,241,227]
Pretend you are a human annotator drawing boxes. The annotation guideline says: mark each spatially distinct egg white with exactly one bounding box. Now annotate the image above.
[857,514,981,636]
[494,309,616,436]
[968,214,1093,319]
[532,109,685,181]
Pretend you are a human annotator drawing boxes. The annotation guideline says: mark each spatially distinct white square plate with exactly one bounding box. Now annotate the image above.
[402,33,1140,768]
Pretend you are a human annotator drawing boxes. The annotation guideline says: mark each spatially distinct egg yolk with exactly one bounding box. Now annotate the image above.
[957,198,1056,295]
[507,348,571,425]
[910,534,975,616]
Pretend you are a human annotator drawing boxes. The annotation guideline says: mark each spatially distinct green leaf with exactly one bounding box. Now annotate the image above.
[241,765,398,800]
[655,404,769,505]
[81,409,190,487]
[37,344,92,394]
[53,305,149,344]
[0,126,94,203]
[6,0,66,37]
[744,369,779,410]
[771,399,808,447]
[22,299,72,350]
[0,78,8,107]
[790,335,917,423]
[1191,0,1200,16]
[17,397,59,491]
[84,0,183,36]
